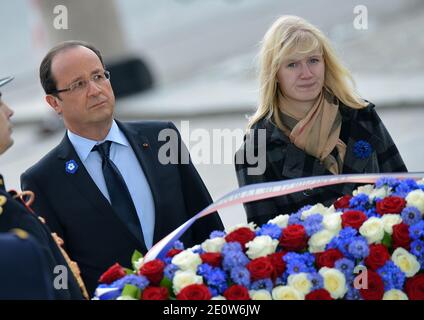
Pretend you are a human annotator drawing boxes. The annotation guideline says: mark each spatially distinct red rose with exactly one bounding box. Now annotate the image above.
[200,252,222,267]
[268,251,287,277]
[392,223,411,250]
[142,286,169,300]
[376,196,406,215]
[177,284,212,300]
[334,195,352,210]
[224,285,250,300]
[246,257,275,281]
[359,270,384,300]
[98,263,126,284]
[279,225,308,252]
[139,259,165,285]
[341,210,367,230]
[166,248,183,258]
[225,227,256,249]
[405,274,424,300]
[305,289,333,300]
[315,249,344,269]
[365,244,390,271]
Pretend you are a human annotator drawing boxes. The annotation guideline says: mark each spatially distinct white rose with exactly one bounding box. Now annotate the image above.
[381,214,403,235]
[249,290,272,300]
[172,270,203,295]
[268,214,290,228]
[322,213,342,233]
[246,236,279,259]
[301,204,335,220]
[383,289,408,300]
[359,217,385,244]
[391,248,421,278]
[201,237,226,253]
[272,286,304,300]
[370,187,392,201]
[226,222,257,233]
[171,250,202,272]
[211,295,227,300]
[287,273,312,295]
[406,189,424,213]
[308,229,337,253]
[353,184,374,197]
[319,267,347,299]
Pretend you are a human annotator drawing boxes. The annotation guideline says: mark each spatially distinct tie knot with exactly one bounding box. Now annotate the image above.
[93,141,112,158]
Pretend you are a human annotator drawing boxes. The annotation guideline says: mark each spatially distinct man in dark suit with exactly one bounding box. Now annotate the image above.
[0,76,84,299]
[21,41,224,296]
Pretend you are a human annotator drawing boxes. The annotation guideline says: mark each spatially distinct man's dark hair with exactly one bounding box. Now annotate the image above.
[39,40,105,95]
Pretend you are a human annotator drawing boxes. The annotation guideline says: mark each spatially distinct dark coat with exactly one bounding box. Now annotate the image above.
[235,102,408,226]
[21,120,224,296]
[0,231,56,300]
[0,176,83,299]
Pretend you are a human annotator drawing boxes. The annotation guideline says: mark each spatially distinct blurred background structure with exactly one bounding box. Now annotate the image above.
[1,0,424,229]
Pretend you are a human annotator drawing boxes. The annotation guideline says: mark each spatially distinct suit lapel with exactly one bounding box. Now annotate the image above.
[57,134,147,251]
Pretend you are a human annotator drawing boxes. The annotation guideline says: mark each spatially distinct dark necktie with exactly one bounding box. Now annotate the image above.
[92,141,145,247]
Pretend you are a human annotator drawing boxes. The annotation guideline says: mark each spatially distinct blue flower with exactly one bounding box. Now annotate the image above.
[409,221,424,240]
[348,238,370,259]
[210,231,226,239]
[65,160,78,174]
[288,211,303,226]
[172,240,185,250]
[256,223,282,239]
[111,274,149,291]
[284,252,316,274]
[164,264,179,280]
[377,261,406,291]
[222,242,242,255]
[375,177,400,189]
[411,240,424,260]
[345,285,362,300]
[303,214,323,236]
[327,227,358,256]
[230,267,250,287]
[222,250,249,271]
[401,207,422,226]
[365,208,380,219]
[197,263,213,277]
[199,265,228,294]
[307,273,324,291]
[335,258,355,281]
[353,140,372,159]
[349,194,370,211]
[251,279,273,292]
[393,179,420,197]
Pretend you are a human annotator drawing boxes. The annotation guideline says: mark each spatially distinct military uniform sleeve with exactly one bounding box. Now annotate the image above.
[20,171,66,241]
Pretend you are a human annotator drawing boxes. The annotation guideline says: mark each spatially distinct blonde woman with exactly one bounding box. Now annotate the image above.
[235,16,407,226]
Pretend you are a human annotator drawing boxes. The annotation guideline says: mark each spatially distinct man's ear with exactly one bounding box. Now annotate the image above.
[45,95,62,115]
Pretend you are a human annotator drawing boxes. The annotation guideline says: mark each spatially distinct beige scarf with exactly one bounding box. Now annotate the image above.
[278,90,346,175]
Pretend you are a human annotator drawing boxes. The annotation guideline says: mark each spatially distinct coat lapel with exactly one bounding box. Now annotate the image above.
[56,134,147,251]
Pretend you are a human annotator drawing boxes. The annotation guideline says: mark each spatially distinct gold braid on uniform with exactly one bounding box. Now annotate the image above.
[14,190,90,300]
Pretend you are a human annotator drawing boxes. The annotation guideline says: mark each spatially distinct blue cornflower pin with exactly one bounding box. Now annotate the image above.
[353,140,372,159]
[65,160,79,174]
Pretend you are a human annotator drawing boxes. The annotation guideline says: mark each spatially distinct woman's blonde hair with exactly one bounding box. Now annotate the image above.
[247,15,367,130]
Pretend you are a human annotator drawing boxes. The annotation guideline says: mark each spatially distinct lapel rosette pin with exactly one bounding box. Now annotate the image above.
[353,140,372,159]
[65,160,79,174]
